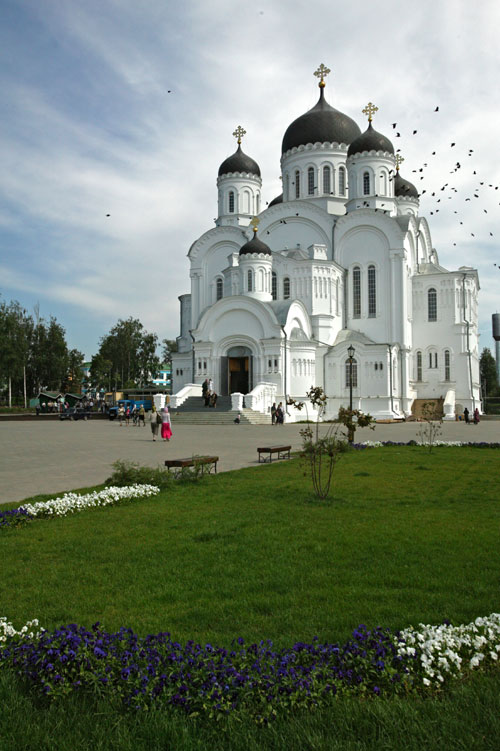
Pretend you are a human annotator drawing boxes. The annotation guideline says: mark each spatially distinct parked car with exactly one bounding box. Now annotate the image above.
[59,408,92,421]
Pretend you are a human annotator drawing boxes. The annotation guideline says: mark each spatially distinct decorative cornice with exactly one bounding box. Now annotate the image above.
[217,172,262,183]
[281,141,349,160]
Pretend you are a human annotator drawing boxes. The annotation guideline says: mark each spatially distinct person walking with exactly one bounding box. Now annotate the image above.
[118,404,125,426]
[473,407,480,425]
[271,402,277,425]
[161,406,173,441]
[210,391,218,408]
[463,407,470,424]
[276,402,284,425]
[139,404,146,426]
[150,405,160,441]
[125,406,131,426]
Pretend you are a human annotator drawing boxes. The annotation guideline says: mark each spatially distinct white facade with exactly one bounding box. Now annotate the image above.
[172,75,481,420]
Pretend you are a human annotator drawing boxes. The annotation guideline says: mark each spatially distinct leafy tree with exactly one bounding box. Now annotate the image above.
[95,318,160,390]
[63,349,85,393]
[29,317,69,393]
[0,300,33,406]
[161,338,178,369]
[480,348,499,396]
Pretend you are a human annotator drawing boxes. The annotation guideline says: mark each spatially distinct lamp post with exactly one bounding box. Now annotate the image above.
[347,344,355,443]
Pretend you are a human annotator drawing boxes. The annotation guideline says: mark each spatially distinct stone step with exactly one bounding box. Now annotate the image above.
[170,408,271,425]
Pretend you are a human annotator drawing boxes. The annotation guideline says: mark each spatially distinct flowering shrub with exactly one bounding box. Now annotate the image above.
[1,613,498,721]
[0,507,33,529]
[0,617,42,643]
[396,614,500,688]
[354,441,500,449]
[0,622,414,719]
[1,485,160,529]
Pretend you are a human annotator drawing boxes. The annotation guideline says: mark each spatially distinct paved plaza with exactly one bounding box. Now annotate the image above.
[1,417,498,505]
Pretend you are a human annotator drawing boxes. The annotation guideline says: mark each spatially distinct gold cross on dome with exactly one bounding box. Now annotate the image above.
[395,154,405,171]
[362,102,378,122]
[232,125,246,145]
[314,64,331,87]
[250,216,260,233]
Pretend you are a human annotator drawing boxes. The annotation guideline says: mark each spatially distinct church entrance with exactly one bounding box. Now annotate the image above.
[220,346,253,395]
[229,357,249,394]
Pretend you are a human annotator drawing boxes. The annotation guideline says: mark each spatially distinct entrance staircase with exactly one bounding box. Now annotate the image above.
[169,395,270,425]
[410,398,444,420]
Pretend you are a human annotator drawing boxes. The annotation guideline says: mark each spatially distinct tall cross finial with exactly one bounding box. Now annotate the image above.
[250,216,260,234]
[232,125,246,145]
[362,102,378,123]
[314,63,331,88]
[395,154,404,172]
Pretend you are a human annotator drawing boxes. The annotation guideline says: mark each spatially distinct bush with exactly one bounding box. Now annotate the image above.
[106,460,174,490]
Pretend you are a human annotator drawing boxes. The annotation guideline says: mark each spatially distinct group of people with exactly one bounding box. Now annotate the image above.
[270,402,284,425]
[202,378,218,408]
[118,404,146,427]
[463,407,480,425]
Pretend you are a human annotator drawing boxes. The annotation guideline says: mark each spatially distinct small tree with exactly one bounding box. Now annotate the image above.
[418,401,443,452]
[289,387,349,501]
[337,406,374,444]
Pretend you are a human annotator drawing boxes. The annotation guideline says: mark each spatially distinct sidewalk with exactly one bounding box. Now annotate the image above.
[1,419,498,505]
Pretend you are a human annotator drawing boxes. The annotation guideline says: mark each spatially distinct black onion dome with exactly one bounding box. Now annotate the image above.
[218,144,261,177]
[394,172,419,199]
[282,87,361,154]
[347,122,394,157]
[239,233,272,256]
[268,193,283,207]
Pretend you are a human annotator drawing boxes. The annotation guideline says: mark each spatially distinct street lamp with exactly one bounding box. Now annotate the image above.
[347,344,355,443]
[347,344,355,413]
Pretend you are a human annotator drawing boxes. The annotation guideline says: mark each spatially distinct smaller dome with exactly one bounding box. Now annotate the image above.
[218,144,261,177]
[394,172,419,199]
[347,122,394,157]
[268,193,283,207]
[239,231,272,256]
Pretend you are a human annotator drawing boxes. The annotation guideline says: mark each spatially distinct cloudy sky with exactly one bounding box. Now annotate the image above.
[1,0,499,360]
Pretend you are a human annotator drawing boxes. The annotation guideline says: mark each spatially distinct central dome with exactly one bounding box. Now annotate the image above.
[282,86,361,154]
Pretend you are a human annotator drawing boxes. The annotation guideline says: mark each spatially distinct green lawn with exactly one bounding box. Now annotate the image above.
[1,446,499,749]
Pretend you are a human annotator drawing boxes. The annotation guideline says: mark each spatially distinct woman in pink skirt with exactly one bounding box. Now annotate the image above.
[161,406,173,441]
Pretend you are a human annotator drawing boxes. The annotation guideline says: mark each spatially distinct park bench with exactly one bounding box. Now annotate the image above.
[164,456,219,475]
[257,445,292,463]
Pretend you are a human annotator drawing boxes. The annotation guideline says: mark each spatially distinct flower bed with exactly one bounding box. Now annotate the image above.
[1,614,498,722]
[353,441,500,449]
[0,485,160,529]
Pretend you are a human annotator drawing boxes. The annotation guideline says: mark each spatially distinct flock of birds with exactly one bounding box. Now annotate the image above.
[104,101,498,272]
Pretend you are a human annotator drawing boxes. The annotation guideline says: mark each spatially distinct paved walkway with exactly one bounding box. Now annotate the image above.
[1,418,498,505]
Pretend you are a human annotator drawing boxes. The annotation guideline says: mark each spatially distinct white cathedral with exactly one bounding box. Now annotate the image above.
[171,65,480,421]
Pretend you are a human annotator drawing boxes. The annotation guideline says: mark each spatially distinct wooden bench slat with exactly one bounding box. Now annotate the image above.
[165,456,218,473]
[257,446,291,463]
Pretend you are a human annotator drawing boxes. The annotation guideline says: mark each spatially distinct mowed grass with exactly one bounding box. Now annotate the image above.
[2,446,499,647]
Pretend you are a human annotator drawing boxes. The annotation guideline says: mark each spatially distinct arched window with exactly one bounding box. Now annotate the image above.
[352,266,361,318]
[216,278,223,301]
[345,358,358,388]
[229,191,235,213]
[363,172,370,195]
[444,350,451,381]
[323,166,331,194]
[295,170,300,199]
[428,288,437,321]
[271,271,277,300]
[368,265,376,317]
[338,167,346,195]
[247,269,253,292]
[283,277,290,299]
[285,174,289,200]
[416,351,422,381]
[308,167,315,195]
